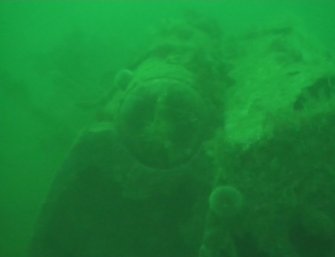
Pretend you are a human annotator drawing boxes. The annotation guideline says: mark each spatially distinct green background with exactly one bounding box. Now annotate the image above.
[1,1,334,256]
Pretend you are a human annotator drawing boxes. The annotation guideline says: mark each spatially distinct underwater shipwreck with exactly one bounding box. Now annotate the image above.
[29,14,335,257]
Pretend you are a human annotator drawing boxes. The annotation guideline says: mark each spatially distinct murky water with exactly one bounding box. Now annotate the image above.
[1,1,335,256]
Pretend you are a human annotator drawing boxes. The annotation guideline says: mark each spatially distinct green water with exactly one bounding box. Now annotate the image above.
[1,1,335,257]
